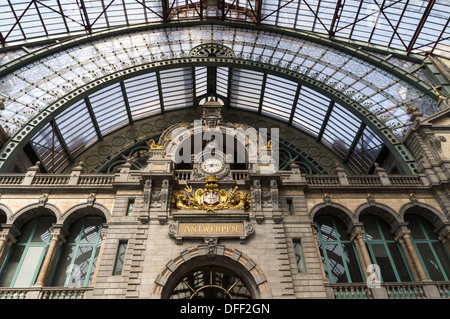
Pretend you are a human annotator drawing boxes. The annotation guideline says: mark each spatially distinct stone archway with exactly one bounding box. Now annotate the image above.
[152,244,272,299]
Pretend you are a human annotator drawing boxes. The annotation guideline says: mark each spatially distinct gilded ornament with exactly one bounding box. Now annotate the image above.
[260,140,272,150]
[171,175,251,212]
[149,139,164,149]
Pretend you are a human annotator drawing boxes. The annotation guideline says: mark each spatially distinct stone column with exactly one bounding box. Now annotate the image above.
[0,231,16,267]
[350,228,373,280]
[395,229,430,282]
[34,229,66,287]
[89,227,108,287]
[395,231,420,281]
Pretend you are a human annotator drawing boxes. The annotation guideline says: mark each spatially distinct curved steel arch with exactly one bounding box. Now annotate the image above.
[0,20,442,100]
[0,56,419,174]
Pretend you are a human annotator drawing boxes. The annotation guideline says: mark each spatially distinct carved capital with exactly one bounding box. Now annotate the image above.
[350,229,365,241]
[0,232,16,244]
[394,229,411,241]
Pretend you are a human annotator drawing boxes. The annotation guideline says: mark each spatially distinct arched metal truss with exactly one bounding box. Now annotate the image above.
[0,22,447,174]
[0,1,449,58]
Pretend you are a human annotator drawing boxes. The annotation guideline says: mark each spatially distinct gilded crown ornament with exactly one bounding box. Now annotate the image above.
[172,174,251,212]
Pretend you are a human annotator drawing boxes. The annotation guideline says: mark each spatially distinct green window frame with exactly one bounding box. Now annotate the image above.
[50,216,104,287]
[315,215,364,283]
[0,216,55,287]
[361,215,413,282]
[112,240,128,276]
[287,199,295,216]
[292,239,306,273]
[405,214,450,281]
[126,199,135,216]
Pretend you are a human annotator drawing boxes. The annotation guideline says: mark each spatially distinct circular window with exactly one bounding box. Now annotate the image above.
[169,266,252,299]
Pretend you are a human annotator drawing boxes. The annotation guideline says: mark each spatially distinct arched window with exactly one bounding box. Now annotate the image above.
[169,266,252,299]
[0,216,55,287]
[315,215,364,283]
[361,215,413,282]
[405,214,450,281]
[50,216,104,287]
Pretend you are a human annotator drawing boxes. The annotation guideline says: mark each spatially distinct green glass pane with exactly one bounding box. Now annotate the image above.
[16,221,35,244]
[361,215,382,241]
[405,215,426,240]
[371,243,397,282]
[335,218,351,241]
[66,218,85,243]
[30,217,54,243]
[113,242,127,276]
[342,243,363,282]
[324,243,347,283]
[0,246,24,287]
[13,246,44,287]
[50,245,77,287]
[420,217,439,240]
[387,242,412,282]
[432,242,450,281]
[316,215,338,241]
[416,243,445,281]
[72,245,94,286]
[293,240,305,273]
[378,218,395,240]
[78,217,102,244]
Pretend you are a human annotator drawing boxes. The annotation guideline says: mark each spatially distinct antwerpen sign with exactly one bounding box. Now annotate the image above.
[178,222,244,237]
[169,220,254,245]
[169,174,255,245]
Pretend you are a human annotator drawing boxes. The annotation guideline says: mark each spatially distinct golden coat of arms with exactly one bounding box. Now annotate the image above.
[172,175,251,212]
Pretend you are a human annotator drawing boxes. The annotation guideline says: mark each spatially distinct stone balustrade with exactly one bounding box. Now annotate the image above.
[325,282,450,299]
[0,166,431,189]
[0,287,92,299]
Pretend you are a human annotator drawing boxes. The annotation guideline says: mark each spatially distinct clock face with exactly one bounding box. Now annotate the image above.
[201,158,223,174]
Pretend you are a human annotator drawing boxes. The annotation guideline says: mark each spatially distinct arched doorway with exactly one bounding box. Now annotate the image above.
[169,266,252,299]
[156,245,271,299]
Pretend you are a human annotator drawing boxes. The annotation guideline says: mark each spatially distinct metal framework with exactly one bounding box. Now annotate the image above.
[0,53,417,174]
[0,1,449,57]
[0,5,448,175]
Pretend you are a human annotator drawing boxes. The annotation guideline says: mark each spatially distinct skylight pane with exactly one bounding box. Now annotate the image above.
[292,86,330,137]
[124,73,161,120]
[217,67,229,98]
[230,69,264,111]
[55,100,98,157]
[261,75,297,122]
[322,103,361,159]
[31,123,70,173]
[88,83,129,136]
[347,126,383,174]
[159,68,194,111]
[195,67,207,97]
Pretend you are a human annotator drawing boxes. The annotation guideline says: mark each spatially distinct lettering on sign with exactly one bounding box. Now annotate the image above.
[178,223,244,237]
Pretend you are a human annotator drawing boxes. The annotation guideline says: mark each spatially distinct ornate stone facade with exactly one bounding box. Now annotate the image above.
[0,100,449,300]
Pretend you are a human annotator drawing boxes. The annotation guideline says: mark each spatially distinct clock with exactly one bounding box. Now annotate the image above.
[201,158,223,174]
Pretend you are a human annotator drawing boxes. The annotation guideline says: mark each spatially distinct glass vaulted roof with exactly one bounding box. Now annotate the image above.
[0,0,449,57]
[0,1,448,175]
